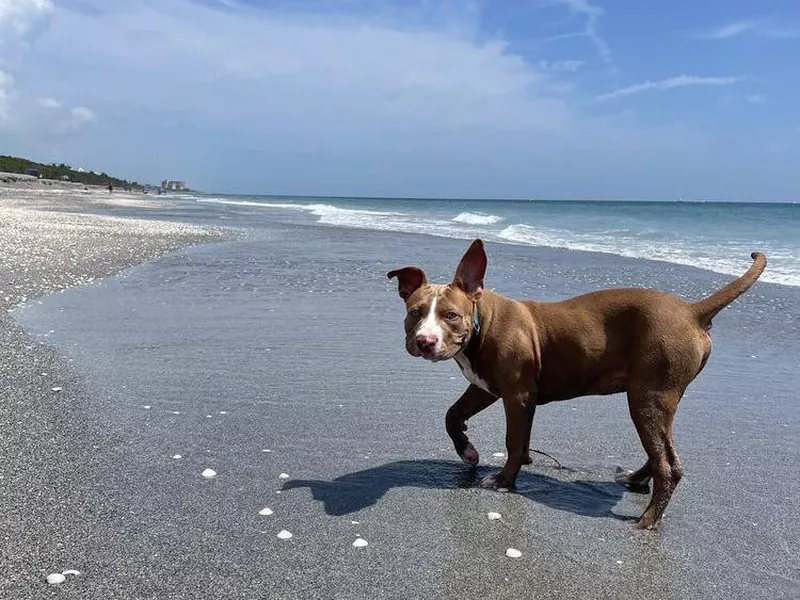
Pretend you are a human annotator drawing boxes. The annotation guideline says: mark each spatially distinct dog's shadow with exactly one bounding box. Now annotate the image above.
[283,459,636,521]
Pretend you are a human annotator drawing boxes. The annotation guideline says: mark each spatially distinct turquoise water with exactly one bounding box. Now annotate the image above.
[185,194,799,287]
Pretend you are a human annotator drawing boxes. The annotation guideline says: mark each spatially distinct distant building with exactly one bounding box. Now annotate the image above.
[60,175,70,182]
[161,179,188,192]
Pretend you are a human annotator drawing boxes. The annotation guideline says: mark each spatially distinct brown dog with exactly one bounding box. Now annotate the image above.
[388,240,766,529]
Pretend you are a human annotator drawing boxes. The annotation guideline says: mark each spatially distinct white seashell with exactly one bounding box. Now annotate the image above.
[201,469,217,479]
[278,473,289,480]
[219,411,228,415]
[277,530,293,539]
[506,548,522,558]
[172,455,182,459]
[262,449,272,453]
[258,507,274,516]
[487,512,502,520]
[62,570,81,576]
[352,538,368,548]
[143,405,152,409]
[492,452,505,458]
[46,573,66,584]
[51,387,63,392]
[498,487,510,493]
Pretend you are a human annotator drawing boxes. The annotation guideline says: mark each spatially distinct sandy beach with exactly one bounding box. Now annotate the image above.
[2,186,798,599]
[0,181,228,598]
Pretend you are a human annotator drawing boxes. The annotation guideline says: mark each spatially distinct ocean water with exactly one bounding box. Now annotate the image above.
[182,194,799,287]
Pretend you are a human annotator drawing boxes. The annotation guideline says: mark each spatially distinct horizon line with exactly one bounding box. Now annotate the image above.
[190,191,798,205]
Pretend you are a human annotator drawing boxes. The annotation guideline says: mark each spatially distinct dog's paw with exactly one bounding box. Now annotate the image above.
[459,443,479,467]
[614,468,651,494]
[479,473,509,489]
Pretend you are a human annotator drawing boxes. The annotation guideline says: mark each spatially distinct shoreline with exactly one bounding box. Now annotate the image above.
[0,183,231,312]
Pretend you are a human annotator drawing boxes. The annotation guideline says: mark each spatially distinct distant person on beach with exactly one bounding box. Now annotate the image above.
[108,183,113,193]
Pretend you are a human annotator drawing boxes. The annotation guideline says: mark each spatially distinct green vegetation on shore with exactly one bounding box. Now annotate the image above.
[0,155,144,190]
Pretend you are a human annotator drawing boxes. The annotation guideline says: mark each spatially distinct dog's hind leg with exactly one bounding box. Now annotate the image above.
[627,387,684,529]
[445,385,498,466]
[521,404,536,465]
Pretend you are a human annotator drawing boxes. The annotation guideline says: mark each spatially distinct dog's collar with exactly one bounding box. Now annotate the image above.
[472,302,481,338]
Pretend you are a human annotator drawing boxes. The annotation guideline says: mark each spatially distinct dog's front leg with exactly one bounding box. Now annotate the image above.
[445,384,498,466]
[480,389,535,489]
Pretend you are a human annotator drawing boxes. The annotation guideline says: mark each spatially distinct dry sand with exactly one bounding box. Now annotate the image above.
[0,180,226,310]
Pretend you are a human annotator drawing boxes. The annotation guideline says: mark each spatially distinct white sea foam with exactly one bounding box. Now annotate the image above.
[499,224,799,287]
[191,196,799,287]
[452,212,503,225]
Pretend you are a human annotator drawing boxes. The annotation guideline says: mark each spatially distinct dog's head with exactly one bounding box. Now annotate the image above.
[387,239,486,362]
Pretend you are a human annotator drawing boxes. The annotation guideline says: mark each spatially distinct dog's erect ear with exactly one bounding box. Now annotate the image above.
[387,266,427,300]
[452,239,486,298]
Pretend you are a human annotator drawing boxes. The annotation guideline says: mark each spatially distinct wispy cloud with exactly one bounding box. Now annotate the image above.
[35,96,61,108]
[538,59,584,72]
[745,94,766,104]
[698,19,762,39]
[71,106,96,123]
[550,0,611,64]
[695,18,800,40]
[595,75,740,102]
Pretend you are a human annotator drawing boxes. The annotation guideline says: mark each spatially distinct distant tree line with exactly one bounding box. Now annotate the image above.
[0,155,144,190]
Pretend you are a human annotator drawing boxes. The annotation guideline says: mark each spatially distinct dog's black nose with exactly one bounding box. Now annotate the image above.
[416,335,437,354]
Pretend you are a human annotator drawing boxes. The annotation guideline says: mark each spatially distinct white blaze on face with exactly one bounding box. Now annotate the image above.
[416,294,444,354]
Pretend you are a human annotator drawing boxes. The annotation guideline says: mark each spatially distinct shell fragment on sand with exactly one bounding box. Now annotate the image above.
[46,573,66,585]
[172,454,182,459]
[278,473,289,480]
[258,507,274,516]
[201,468,217,479]
[62,570,81,576]
[487,512,502,520]
[506,548,522,558]
[51,387,63,392]
[277,530,293,540]
[353,538,368,548]
[492,452,505,458]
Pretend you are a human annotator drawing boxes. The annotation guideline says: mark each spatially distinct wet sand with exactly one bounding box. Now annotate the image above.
[2,196,799,599]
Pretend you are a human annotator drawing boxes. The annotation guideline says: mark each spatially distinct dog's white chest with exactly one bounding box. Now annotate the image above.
[454,353,494,395]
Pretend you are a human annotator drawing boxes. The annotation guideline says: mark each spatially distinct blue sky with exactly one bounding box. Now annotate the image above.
[1,0,799,200]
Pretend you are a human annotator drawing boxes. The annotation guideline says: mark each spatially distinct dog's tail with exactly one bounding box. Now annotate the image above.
[691,252,767,327]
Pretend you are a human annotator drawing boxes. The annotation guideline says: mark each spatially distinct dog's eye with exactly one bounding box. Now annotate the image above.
[409,308,421,318]
[444,311,460,320]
